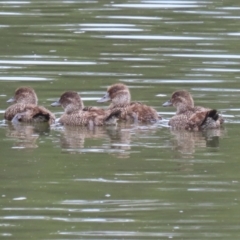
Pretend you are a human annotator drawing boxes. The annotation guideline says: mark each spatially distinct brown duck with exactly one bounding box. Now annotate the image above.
[162,90,224,130]
[51,91,119,127]
[97,83,161,123]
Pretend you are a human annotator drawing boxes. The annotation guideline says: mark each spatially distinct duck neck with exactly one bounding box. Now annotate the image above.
[65,102,84,114]
[18,96,38,105]
[176,103,192,114]
[110,91,131,108]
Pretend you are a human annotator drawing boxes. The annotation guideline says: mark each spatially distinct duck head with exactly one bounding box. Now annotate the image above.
[163,90,194,114]
[51,91,84,114]
[7,87,38,105]
[97,83,131,107]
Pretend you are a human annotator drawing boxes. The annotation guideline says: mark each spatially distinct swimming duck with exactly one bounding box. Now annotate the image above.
[97,83,161,123]
[51,91,119,126]
[4,87,55,124]
[162,90,224,130]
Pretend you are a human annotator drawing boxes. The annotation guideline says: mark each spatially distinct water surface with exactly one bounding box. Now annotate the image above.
[1,0,240,239]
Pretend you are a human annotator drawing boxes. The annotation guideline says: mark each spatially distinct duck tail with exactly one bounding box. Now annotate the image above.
[104,110,121,124]
[207,109,219,121]
[105,109,121,121]
[201,109,219,127]
[186,109,220,131]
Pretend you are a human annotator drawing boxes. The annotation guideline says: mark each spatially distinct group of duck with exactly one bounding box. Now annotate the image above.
[3,83,224,131]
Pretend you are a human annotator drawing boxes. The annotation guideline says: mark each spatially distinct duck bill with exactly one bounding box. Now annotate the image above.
[162,100,172,107]
[97,92,110,103]
[51,100,61,107]
[6,97,15,103]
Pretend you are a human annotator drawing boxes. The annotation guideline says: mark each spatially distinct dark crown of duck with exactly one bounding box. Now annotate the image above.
[163,90,194,113]
[51,91,84,114]
[97,83,131,107]
[7,87,38,105]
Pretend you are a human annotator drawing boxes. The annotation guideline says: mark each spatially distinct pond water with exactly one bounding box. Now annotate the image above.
[1,0,240,239]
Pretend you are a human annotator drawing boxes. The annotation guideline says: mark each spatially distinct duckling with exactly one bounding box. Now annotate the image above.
[51,91,119,127]
[162,90,224,130]
[97,83,161,123]
[4,87,55,124]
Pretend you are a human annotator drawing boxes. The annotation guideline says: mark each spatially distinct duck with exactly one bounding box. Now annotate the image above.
[4,87,55,124]
[162,90,224,130]
[97,83,161,123]
[51,91,119,127]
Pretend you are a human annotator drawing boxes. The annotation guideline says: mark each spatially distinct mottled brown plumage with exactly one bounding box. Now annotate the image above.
[51,91,119,126]
[186,109,221,131]
[163,90,223,130]
[4,87,55,124]
[97,83,161,123]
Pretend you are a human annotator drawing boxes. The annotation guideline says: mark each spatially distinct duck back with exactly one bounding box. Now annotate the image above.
[109,102,160,123]
[5,103,55,124]
[59,109,118,127]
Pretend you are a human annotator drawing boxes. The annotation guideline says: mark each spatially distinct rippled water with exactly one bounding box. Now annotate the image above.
[1,0,240,239]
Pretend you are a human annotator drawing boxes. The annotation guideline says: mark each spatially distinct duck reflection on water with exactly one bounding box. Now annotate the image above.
[169,128,225,159]
[106,122,159,158]
[5,121,50,149]
[51,122,159,158]
[56,125,112,151]
[51,124,132,157]
[4,118,224,157]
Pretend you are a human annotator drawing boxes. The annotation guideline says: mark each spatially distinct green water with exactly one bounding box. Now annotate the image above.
[1,0,240,239]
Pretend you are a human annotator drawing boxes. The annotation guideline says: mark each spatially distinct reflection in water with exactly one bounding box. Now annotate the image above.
[6,122,50,149]
[169,128,224,158]
[109,123,162,157]
[57,125,112,152]
[51,123,159,158]
[29,121,224,158]
[106,125,132,158]
[52,124,133,157]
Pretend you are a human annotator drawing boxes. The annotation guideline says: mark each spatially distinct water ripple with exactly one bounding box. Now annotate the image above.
[52,217,134,223]
[0,60,98,65]
[0,76,51,81]
[192,88,240,92]
[80,27,143,32]
[0,1,30,4]
[104,35,218,40]
[74,178,159,183]
[187,188,236,192]
[98,15,163,20]
[109,4,202,9]
[192,68,240,72]
[58,231,180,237]
[120,79,223,84]
[61,199,160,205]
[165,54,240,59]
